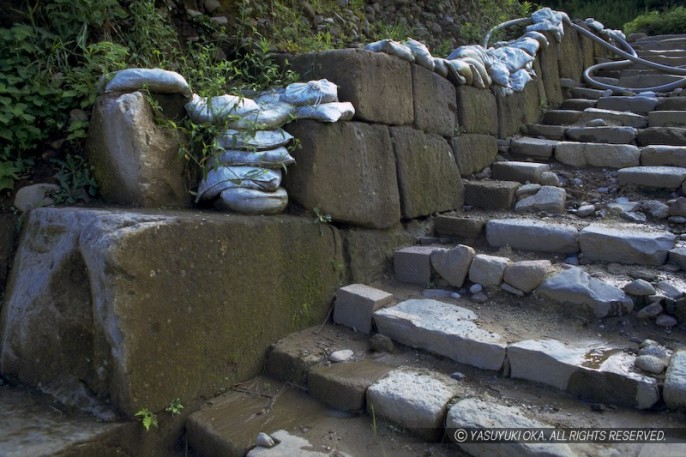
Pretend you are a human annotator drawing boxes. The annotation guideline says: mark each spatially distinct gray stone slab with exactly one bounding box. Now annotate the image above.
[456,85,498,135]
[618,166,686,189]
[664,350,686,410]
[637,127,686,146]
[463,180,519,210]
[486,219,579,254]
[596,95,659,114]
[560,98,597,111]
[394,246,438,285]
[536,267,634,317]
[468,254,510,287]
[619,73,685,89]
[669,247,686,270]
[333,284,394,334]
[309,360,392,412]
[508,339,659,409]
[372,299,507,370]
[571,87,606,100]
[514,186,566,214]
[565,126,638,144]
[510,137,558,159]
[524,124,567,140]
[366,367,460,441]
[648,111,686,128]
[434,214,485,239]
[543,110,582,125]
[579,224,676,265]
[641,145,686,167]
[579,108,648,128]
[450,134,498,176]
[491,161,550,183]
[555,142,640,168]
[447,397,576,457]
[503,260,552,293]
[658,97,686,111]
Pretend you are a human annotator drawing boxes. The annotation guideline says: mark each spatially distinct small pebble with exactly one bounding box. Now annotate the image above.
[450,372,465,381]
[469,284,483,294]
[634,354,667,374]
[591,403,607,412]
[656,314,678,328]
[564,255,579,266]
[636,302,663,319]
[471,291,488,303]
[256,432,275,448]
[369,334,394,353]
[450,292,461,299]
[329,349,354,362]
[501,283,525,297]
[623,279,655,296]
[576,204,596,217]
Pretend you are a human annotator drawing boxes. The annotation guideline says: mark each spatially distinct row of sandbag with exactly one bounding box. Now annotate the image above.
[363,8,594,96]
[189,79,354,214]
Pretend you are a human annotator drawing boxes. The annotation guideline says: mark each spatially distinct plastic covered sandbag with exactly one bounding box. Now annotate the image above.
[523,31,549,48]
[433,57,449,78]
[510,68,534,92]
[445,59,470,85]
[507,37,541,56]
[489,60,511,87]
[210,147,295,169]
[229,101,296,130]
[365,39,415,63]
[216,129,293,150]
[488,47,535,73]
[405,38,434,70]
[196,166,282,201]
[295,102,355,123]
[103,68,192,96]
[215,187,288,215]
[526,8,569,42]
[254,88,286,105]
[281,80,338,106]
[461,57,492,88]
[185,94,259,124]
[447,45,490,63]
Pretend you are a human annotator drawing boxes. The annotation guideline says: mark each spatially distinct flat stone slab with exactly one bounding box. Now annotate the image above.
[366,367,460,440]
[641,145,686,167]
[664,350,686,411]
[555,142,640,168]
[580,223,676,266]
[543,110,582,125]
[372,299,507,370]
[486,219,579,254]
[491,161,550,183]
[333,284,394,334]
[447,397,576,457]
[578,108,648,128]
[638,127,686,146]
[510,137,558,159]
[649,111,686,128]
[508,339,660,409]
[571,87,606,99]
[247,430,351,457]
[309,360,392,412]
[525,124,567,140]
[394,246,438,285]
[434,214,485,238]
[618,166,686,189]
[464,180,519,210]
[565,126,638,144]
[514,186,566,214]
[596,95,659,114]
[536,267,634,317]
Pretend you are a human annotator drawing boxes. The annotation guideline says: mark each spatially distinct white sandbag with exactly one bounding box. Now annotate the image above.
[508,37,541,56]
[185,94,260,124]
[229,101,296,130]
[461,57,491,88]
[433,57,449,78]
[217,129,293,150]
[103,68,192,96]
[196,166,282,201]
[488,47,535,73]
[281,80,338,106]
[405,38,434,70]
[210,147,295,169]
[445,59,470,85]
[526,8,569,42]
[523,31,549,48]
[365,39,415,63]
[510,68,534,92]
[447,45,489,63]
[254,88,286,105]
[489,60,511,87]
[295,102,355,123]
[215,187,288,215]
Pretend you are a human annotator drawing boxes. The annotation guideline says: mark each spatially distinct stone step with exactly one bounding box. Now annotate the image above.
[618,166,686,190]
[634,36,686,51]
[649,111,686,128]
[524,123,566,140]
[542,110,582,125]
[618,74,686,89]
[555,142,640,169]
[510,136,558,159]
[564,126,638,144]
[658,97,686,111]
[637,49,686,59]
[578,108,648,128]
[0,384,127,457]
[560,98,597,111]
[641,145,686,167]
[463,180,520,210]
[491,161,551,183]
[571,87,608,100]
[596,95,659,114]
[637,127,686,146]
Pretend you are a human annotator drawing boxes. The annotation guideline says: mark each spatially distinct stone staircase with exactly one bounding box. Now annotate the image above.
[179,36,686,456]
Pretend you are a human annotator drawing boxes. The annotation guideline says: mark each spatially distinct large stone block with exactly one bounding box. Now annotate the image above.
[0,208,343,416]
[340,226,414,283]
[486,219,579,254]
[555,142,640,168]
[496,81,544,138]
[284,120,401,229]
[664,350,686,411]
[637,127,686,146]
[464,180,519,210]
[455,86,498,135]
[390,128,463,219]
[434,214,486,239]
[333,284,394,334]
[557,25,584,81]
[87,92,189,208]
[412,65,457,136]
[535,33,563,108]
[309,360,392,412]
[394,246,437,285]
[285,49,413,125]
[450,134,498,176]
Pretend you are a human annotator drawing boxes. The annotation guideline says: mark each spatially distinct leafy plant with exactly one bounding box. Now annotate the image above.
[134,407,158,431]
[624,6,686,35]
[51,154,98,205]
[165,398,184,415]
[313,207,332,224]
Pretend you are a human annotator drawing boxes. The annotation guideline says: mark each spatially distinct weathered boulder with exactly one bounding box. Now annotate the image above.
[503,260,552,293]
[87,91,189,208]
[0,208,343,416]
[283,120,401,229]
[536,267,634,317]
[468,254,510,287]
[390,128,463,218]
[430,244,475,287]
